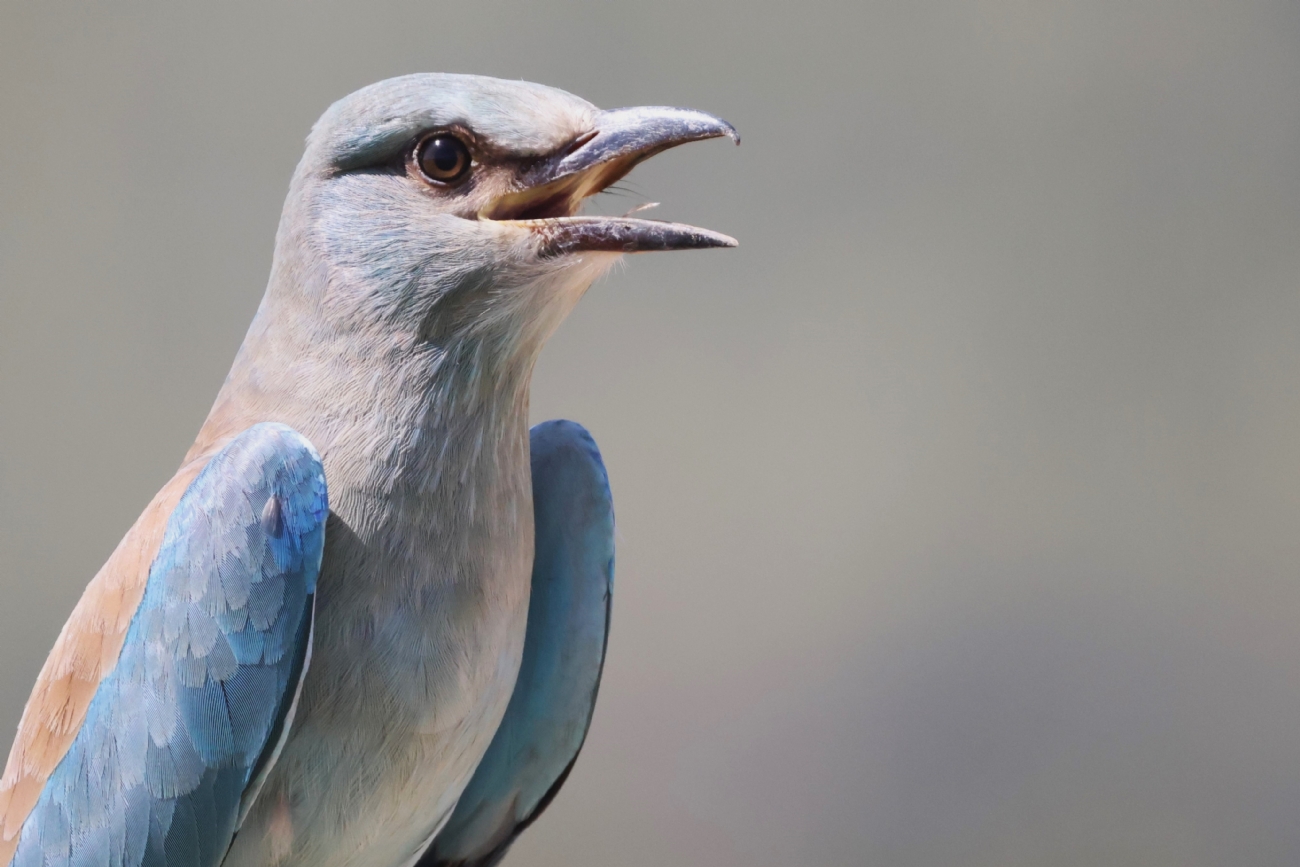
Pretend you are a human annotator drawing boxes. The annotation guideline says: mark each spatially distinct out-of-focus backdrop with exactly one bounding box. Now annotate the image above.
[3,3,1300,865]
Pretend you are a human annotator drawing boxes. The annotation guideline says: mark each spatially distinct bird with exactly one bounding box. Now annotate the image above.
[0,73,736,867]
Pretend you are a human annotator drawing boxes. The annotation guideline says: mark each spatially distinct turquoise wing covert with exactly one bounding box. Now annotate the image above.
[9,423,327,867]
[423,419,615,867]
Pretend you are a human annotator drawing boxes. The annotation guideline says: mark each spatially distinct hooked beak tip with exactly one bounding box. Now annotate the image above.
[547,105,739,188]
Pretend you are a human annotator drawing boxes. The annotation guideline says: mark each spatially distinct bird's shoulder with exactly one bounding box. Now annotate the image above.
[0,423,313,864]
[0,453,206,859]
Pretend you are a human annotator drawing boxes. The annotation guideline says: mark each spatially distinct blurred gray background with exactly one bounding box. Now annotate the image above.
[3,2,1300,865]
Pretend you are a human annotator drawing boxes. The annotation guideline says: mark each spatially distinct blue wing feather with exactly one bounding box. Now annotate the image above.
[423,420,615,867]
[10,423,327,867]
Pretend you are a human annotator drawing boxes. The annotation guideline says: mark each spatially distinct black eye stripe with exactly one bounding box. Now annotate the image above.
[416,134,472,185]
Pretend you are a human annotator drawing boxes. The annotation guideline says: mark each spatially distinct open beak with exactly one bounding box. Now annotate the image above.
[488,106,739,255]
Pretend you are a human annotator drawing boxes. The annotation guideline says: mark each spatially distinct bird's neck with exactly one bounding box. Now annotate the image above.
[185,230,614,557]
[189,294,539,490]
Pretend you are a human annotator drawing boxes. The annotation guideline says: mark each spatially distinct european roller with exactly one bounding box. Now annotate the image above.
[0,74,736,867]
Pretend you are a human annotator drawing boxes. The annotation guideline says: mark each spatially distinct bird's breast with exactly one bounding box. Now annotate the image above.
[222,417,537,867]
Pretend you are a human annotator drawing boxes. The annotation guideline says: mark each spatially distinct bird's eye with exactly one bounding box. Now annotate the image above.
[415,134,472,184]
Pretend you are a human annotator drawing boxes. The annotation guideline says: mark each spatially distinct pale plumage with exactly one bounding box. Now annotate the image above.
[2,73,734,867]
[424,420,615,867]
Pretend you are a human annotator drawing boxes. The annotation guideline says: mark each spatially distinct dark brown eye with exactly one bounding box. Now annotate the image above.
[416,134,471,184]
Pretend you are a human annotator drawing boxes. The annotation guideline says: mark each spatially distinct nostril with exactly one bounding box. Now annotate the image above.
[562,131,598,156]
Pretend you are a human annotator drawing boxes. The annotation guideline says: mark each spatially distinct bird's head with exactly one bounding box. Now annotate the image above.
[268,73,736,362]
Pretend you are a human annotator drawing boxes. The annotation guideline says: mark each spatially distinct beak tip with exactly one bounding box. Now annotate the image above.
[671,227,739,251]
[705,115,739,145]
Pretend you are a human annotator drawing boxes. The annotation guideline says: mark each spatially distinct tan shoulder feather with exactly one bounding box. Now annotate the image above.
[0,458,208,863]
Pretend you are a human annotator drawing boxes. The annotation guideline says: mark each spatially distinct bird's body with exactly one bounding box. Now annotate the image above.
[206,254,607,867]
[210,323,536,867]
[0,74,734,867]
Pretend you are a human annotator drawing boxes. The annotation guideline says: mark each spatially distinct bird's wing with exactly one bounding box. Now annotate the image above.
[421,420,615,867]
[0,423,327,867]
